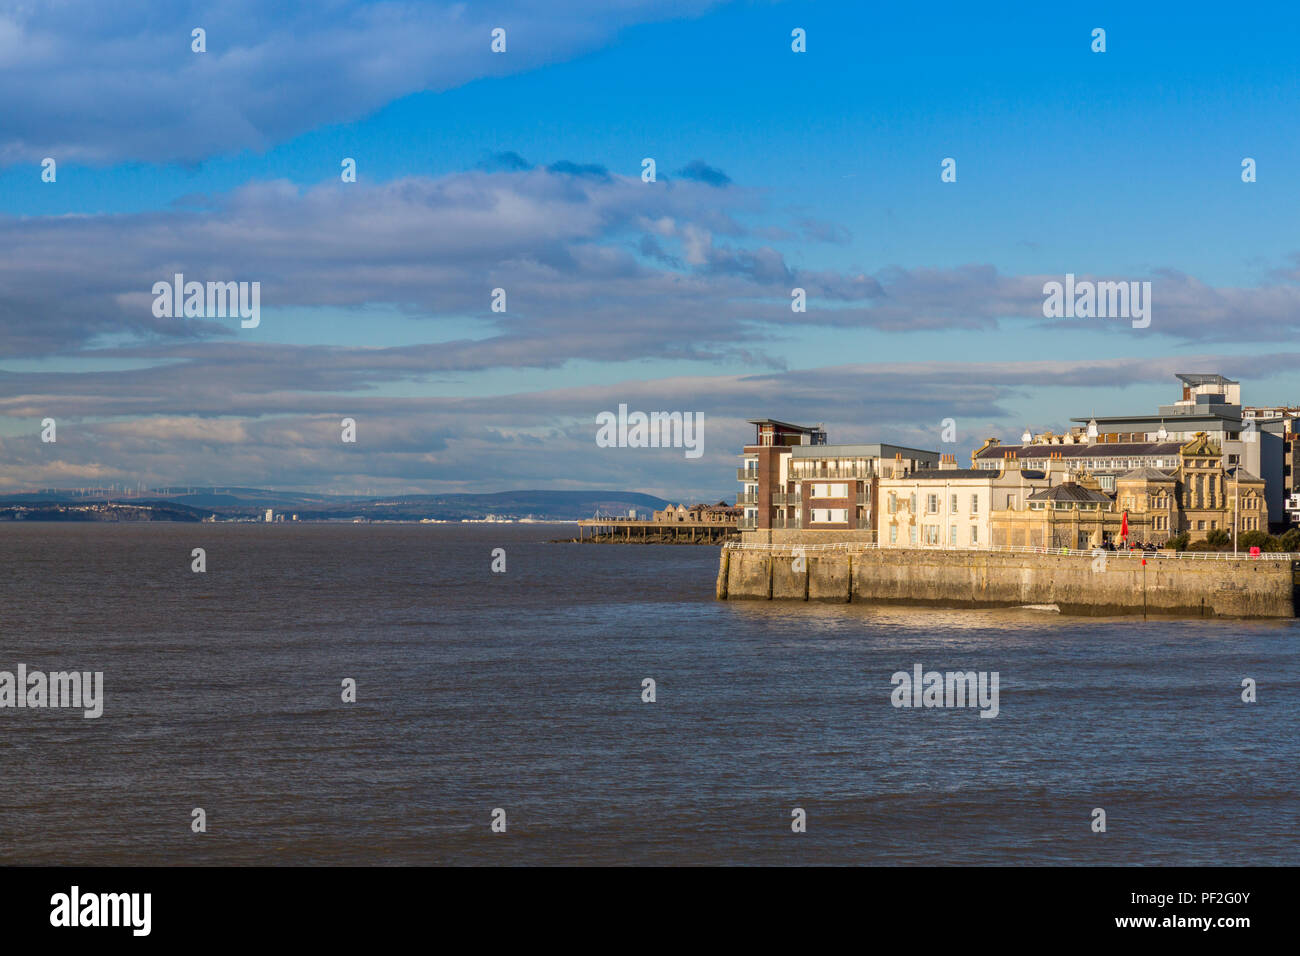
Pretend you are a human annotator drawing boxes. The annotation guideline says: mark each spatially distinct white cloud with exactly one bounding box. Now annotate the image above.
[0,0,723,164]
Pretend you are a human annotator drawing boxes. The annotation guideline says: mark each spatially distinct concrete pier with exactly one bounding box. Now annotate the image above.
[718,546,1299,618]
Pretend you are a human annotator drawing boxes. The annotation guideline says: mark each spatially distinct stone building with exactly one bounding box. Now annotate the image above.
[987,433,1266,548]
[876,458,1051,548]
[652,502,740,524]
[991,481,1116,549]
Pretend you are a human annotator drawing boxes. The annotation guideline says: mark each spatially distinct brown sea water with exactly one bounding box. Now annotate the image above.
[0,522,1296,865]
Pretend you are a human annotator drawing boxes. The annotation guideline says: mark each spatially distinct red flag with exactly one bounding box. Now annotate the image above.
[1121,510,1129,542]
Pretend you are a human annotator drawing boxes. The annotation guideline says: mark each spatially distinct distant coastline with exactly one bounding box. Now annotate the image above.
[0,487,668,524]
[0,503,582,525]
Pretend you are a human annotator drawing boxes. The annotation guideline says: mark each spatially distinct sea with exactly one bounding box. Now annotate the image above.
[1,522,1296,865]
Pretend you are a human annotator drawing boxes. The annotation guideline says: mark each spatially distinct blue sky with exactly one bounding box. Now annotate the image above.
[3,0,1300,498]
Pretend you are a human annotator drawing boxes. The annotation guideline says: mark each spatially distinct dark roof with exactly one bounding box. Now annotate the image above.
[1071,408,1240,423]
[1117,467,1175,481]
[904,468,992,480]
[1019,469,1046,479]
[1026,483,1112,503]
[747,419,823,433]
[975,441,1184,460]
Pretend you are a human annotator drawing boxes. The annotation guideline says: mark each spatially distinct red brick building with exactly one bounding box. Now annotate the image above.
[738,419,939,540]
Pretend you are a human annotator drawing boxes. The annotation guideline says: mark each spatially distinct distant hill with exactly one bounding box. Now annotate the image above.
[0,500,209,522]
[295,490,673,521]
[370,490,671,516]
[0,488,680,521]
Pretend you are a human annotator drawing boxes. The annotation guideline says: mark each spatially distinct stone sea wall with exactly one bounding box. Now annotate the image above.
[715,547,1298,618]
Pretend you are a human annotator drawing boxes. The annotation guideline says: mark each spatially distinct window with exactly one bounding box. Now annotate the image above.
[810,483,848,499]
[909,494,917,514]
[970,494,979,514]
[970,525,979,544]
[890,525,898,544]
[1006,493,1015,509]
[950,526,958,545]
[927,494,939,514]
[951,494,959,513]
[924,525,939,545]
[909,526,918,545]
[888,493,897,514]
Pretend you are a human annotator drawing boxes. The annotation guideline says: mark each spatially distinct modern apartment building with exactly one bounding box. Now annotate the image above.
[737,419,938,540]
[1242,403,1300,520]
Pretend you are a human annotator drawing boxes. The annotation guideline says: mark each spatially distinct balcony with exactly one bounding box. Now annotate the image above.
[738,516,758,530]
[736,492,758,505]
[855,494,869,505]
[737,467,760,481]
[790,468,873,481]
[772,491,801,506]
[772,515,801,529]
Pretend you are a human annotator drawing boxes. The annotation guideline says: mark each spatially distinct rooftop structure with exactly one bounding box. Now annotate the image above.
[746,419,827,447]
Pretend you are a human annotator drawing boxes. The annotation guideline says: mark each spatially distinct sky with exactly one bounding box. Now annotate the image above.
[4,0,1300,500]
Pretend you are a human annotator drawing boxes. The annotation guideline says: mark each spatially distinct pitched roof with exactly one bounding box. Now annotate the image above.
[1117,467,1176,481]
[975,441,1184,460]
[1026,483,1112,503]
[903,468,991,480]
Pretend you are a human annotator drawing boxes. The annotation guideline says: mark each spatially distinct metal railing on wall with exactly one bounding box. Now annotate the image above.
[723,540,1298,560]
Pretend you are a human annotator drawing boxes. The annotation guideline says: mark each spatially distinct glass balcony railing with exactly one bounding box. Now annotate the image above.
[789,468,873,481]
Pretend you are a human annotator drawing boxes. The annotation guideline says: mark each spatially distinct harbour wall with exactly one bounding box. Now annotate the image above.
[715,547,1298,618]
